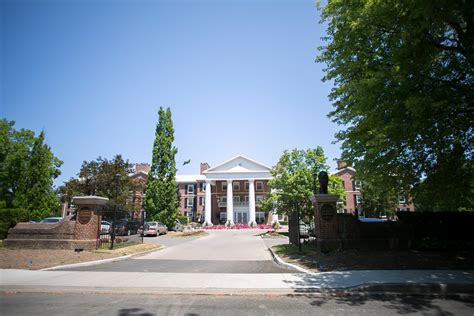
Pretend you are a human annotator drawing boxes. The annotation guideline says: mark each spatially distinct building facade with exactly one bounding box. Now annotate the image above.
[132,156,276,225]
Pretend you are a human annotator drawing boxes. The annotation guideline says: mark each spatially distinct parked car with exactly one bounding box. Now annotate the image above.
[299,222,310,238]
[114,220,141,236]
[40,217,63,223]
[143,221,167,236]
[100,220,112,233]
[172,219,184,232]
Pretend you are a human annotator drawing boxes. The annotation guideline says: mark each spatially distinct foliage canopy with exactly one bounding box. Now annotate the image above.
[259,147,345,220]
[317,0,474,211]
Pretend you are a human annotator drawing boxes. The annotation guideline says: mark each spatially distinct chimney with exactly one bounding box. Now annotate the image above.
[337,160,349,170]
[200,162,210,174]
[135,163,150,174]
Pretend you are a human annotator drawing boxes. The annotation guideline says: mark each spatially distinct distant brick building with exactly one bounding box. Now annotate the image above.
[334,160,415,215]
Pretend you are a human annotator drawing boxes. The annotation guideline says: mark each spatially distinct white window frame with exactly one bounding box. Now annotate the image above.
[256,195,264,203]
[256,181,263,191]
[187,184,195,194]
[233,182,240,191]
[221,196,227,203]
[245,195,249,203]
[233,196,240,203]
[187,198,194,208]
[355,195,362,205]
[245,182,249,191]
[354,180,362,191]
[220,212,227,221]
[201,183,206,192]
[256,212,265,224]
[200,196,205,206]
[399,196,406,204]
[222,182,227,191]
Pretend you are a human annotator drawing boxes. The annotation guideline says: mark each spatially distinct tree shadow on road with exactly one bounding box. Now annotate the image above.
[118,308,154,316]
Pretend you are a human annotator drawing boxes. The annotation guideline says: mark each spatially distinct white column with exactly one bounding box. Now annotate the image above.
[271,188,279,224]
[226,180,234,225]
[204,180,212,226]
[248,179,256,226]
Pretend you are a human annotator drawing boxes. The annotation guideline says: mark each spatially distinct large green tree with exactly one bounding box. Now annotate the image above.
[58,155,133,207]
[317,0,474,211]
[144,107,179,228]
[259,147,345,220]
[0,120,63,219]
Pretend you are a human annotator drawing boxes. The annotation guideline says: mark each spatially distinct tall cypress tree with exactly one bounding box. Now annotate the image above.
[144,107,179,228]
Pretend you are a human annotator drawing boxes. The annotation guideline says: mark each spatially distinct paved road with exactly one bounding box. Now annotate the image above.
[2,292,473,316]
[58,229,294,273]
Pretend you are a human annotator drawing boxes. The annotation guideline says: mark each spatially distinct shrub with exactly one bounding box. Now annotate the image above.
[177,216,189,225]
[279,221,288,225]
[0,208,29,240]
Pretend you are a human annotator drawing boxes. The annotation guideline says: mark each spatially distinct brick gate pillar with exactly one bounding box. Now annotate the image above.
[312,194,340,253]
[72,196,109,250]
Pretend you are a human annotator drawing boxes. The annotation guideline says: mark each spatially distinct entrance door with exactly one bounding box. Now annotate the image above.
[233,208,248,224]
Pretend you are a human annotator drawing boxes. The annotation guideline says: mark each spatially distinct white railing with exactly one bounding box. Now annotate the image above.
[218,201,249,207]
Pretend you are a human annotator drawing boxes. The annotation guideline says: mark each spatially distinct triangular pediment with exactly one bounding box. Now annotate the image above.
[204,155,271,173]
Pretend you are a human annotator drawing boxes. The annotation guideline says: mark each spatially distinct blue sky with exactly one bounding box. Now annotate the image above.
[1,0,340,186]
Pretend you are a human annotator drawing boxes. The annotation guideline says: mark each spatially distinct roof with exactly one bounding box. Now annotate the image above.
[334,166,357,175]
[204,155,271,173]
[176,175,206,183]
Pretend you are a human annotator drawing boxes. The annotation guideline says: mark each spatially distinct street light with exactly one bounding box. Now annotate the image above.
[110,173,122,250]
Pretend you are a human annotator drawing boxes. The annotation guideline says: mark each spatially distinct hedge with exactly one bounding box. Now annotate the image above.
[0,208,29,240]
[397,211,474,249]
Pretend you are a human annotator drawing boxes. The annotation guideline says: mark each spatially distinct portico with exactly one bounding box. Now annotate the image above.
[202,156,272,226]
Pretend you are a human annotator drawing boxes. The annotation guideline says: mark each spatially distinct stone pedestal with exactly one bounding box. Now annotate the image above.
[72,196,109,250]
[312,194,340,253]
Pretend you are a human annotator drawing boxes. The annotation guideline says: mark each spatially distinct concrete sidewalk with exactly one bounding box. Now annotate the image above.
[2,269,474,294]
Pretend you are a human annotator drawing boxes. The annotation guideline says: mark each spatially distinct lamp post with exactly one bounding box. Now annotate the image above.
[110,173,121,250]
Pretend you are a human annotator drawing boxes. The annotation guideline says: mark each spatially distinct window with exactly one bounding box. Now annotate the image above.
[256,195,264,203]
[201,183,206,192]
[399,196,406,204]
[245,182,249,191]
[233,196,240,203]
[354,180,362,191]
[256,181,263,191]
[200,196,205,206]
[354,194,361,205]
[341,180,345,189]
[187,184,195,194]
[245,195,249,203]
[256,212,265,224]
[185,211,193,217]
[221,196,227,203]
[233,182,240,191]
[222,182,227,191]
[186,198,194,208]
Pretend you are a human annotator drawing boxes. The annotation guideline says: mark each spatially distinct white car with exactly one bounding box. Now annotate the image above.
[40,217,63,223]
[143,221,167,236]
[101,220,112,233]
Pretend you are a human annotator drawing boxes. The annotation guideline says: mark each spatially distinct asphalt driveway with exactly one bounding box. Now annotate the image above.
[58,229,294,273]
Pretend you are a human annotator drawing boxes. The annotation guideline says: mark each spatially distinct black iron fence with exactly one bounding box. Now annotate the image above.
[97,208,144,250]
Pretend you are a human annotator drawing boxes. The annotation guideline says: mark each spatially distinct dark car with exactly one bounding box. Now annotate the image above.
[114,220,141,236]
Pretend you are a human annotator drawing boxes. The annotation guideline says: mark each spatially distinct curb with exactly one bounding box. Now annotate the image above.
[40,245,164,271]
[3,283,474,297]
[267,247,312,274]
